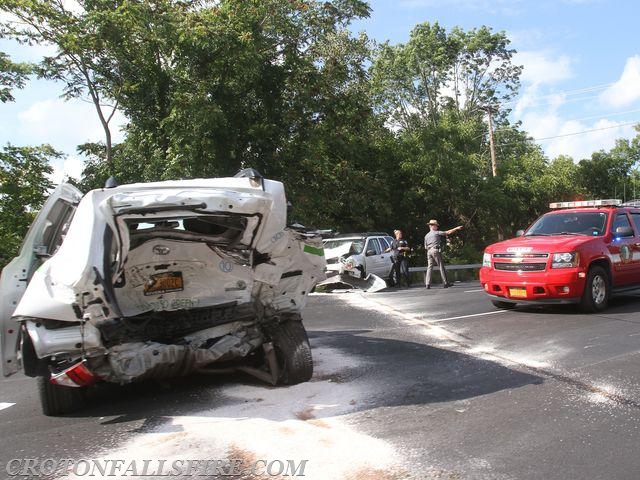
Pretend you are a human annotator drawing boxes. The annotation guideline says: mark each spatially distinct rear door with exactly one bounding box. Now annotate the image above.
[0,183,82,376]
[628,211,640,284]
[608,211,637,286]
[378,236,395,276]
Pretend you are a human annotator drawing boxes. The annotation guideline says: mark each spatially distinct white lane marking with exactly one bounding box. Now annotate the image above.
[429,310,508,323]
[464,289,484,293]
[0,402,15,411]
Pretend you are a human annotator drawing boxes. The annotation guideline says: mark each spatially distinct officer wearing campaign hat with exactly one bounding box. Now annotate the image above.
[424,219,463,289]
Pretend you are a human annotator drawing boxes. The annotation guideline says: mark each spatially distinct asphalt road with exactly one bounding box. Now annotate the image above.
[3,281,640,479]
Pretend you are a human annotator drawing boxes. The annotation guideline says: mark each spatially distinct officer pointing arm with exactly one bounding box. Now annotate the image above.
[424,220,463,289]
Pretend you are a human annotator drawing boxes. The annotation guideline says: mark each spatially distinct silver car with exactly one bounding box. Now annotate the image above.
[323,233,395,282]
[0,170,325,415]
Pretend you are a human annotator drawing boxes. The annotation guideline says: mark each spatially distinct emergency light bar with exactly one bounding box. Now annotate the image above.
[549,199,622,209]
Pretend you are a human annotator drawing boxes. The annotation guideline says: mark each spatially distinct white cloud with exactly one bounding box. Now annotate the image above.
[507,28,546,50]
[17,97,126,155]
[61,0,84,14]
[513,84,567,117]
[399,0,525,14]
[514,51,573,87]
[599,55,640,108]
[520,112,636,161]
[49,155,86,185]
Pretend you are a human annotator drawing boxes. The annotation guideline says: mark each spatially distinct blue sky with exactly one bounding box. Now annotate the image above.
[356,0,640,161]
[1,0,640,183]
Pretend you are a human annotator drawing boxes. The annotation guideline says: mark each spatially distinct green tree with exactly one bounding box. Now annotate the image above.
[577,137,640,200]
[370,22,521,130]
[2,0,123,164]
[0,144,56,268]
[369,22,523,256]
[70,0,383,232]
[0,51,33,103]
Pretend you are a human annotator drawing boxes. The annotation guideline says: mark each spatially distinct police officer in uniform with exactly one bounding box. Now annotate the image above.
[424,219,463,289]
[385,229,411,287]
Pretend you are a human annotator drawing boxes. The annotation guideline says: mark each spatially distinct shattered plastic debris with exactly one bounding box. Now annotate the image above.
[315,273,388,293]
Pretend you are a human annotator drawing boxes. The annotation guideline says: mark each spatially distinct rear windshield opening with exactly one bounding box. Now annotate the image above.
[127,215,249,248]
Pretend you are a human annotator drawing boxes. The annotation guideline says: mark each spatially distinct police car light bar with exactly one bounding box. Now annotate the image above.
[549,199,622,209]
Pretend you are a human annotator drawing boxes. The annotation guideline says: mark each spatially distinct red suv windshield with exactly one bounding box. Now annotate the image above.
[526,211,608,237]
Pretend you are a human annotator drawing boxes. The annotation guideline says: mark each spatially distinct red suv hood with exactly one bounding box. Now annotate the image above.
[486,235,597,253]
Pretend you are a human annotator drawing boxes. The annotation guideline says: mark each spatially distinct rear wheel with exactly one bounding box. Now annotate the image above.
[491,300,517,310]
[387,270,395,287]
[37,375,85,416]
[580,266,610,312]
[270,321,313,385]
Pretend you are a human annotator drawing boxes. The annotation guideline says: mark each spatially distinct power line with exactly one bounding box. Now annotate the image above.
[503,82,616,107]
[494,121,639,147]
[512,93,603,109]
[533,121,639,142]
[563,108,640,124]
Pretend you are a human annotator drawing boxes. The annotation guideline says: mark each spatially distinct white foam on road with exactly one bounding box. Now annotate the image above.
[60,346,406,479]
[339,293,557,372]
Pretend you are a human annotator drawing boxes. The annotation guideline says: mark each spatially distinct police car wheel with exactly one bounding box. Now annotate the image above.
[580,266,609,313]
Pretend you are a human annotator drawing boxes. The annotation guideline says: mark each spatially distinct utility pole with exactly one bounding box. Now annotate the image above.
[485,106,497,177]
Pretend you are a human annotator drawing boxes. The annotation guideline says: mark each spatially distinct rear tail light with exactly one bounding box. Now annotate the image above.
[50,360,97,387]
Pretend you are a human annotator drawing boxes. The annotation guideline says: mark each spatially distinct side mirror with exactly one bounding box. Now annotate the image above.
[515,229,525,237]
[366,249,376,256]
[614,226,634,238]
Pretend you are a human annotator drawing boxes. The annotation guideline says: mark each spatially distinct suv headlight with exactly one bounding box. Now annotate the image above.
[551,252,580,268]
[482,252,491,268]
[344,258,356,270]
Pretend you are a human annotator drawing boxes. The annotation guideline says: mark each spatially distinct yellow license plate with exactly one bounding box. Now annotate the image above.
[509,287,527,298]
[144,272,184,296]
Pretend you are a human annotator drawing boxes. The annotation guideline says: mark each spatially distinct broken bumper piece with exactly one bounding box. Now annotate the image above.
[315,273,388,293]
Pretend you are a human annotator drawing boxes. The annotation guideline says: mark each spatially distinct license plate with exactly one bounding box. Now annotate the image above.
[144,272,184,296]
[508,287,527,298]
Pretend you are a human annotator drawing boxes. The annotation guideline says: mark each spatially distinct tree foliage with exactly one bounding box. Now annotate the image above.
[0,144,56,266]
[2,4,640,265]
[0,51,33,103]
[2,0,123,164]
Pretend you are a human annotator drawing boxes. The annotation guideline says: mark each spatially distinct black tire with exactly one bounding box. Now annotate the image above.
[386,271,395,287]
[580,265,610,313]
[270,321,313,385]
[357,265,366,278]
[492,300,517,310]
[37,375,85,416]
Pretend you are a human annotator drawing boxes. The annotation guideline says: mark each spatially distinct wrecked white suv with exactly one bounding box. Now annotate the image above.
[0,170,325,415]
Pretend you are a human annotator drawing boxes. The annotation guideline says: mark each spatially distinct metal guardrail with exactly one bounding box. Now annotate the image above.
[408,263,482,273]
[407,263,482,284]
